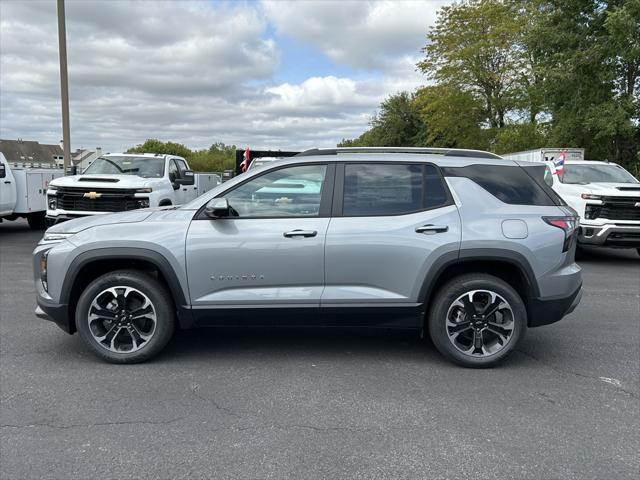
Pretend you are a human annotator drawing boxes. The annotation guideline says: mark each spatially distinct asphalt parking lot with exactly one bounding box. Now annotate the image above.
[1,219,638,480]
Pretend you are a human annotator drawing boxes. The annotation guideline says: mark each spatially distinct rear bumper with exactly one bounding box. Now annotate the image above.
[578,223,640,247]
[35,298,74,334]
[528,282,582,328]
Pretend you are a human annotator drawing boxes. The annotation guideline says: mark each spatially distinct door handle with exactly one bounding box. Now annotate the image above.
[415,224,449,234]
[3,181,10,184]
[283,229,317,238]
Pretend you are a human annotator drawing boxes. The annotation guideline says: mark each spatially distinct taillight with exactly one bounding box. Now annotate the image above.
[543,216,578,252]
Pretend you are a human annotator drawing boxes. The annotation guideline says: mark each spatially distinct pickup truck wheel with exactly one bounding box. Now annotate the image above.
[428,274,526,368]
[27,212,46,230]
[76,270,175,364]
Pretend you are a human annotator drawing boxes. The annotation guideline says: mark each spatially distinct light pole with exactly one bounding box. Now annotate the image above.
[56,0,71,174]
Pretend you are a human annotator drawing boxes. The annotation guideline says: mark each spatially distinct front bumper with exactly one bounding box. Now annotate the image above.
[46,209,110,226]
[578,223,640,247]
[528,282,583,328]
[35,298,74,334]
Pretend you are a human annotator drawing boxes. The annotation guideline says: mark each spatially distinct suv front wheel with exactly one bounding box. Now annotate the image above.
[76,270,175,363]
[428,274,526,368]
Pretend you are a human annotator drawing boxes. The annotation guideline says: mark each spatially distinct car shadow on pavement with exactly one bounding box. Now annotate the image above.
[159,327,448,364]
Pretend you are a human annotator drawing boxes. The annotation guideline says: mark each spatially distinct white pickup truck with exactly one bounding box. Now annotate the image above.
[504,149,640,255]
[46,153,220,225]
[0,153,63,229]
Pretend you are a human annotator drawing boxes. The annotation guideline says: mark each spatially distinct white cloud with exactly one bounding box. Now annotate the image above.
[261,0,446,70]
[0,0,447,153]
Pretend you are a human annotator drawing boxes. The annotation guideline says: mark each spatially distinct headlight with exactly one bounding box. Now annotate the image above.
[581,193,602,200]
[42,232,74,244]
[48,197,57,210]
[48,185,58,191]
[135,188,153,193]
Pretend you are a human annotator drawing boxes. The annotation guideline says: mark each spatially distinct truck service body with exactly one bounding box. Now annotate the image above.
[0,153,63,229]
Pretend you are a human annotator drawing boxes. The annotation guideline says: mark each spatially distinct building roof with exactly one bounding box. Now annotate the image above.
[72,148,96,164]
[0,139,63,164]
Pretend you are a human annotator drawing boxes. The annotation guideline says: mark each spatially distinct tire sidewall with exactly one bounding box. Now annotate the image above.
[428,275,527,368]
[76,271,175,363]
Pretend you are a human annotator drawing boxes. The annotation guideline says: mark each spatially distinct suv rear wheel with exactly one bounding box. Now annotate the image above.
[76,270,175,363]
[428,274,526,368]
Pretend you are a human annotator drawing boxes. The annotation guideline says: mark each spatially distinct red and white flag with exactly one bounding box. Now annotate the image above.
[240,147,250,172]
[554,149,567,175]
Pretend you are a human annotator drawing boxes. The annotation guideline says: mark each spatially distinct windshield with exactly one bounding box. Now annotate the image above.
[560,164,639,184]
[83,156,165,178]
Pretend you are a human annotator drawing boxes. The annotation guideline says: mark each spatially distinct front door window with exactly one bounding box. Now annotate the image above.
[225,164,327,217]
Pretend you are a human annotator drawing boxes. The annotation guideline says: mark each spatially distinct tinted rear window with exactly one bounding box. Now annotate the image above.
[343,163,450,216]
[443,164,563,206]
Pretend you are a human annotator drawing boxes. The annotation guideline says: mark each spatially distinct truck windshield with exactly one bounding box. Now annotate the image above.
[83,156,165,178]
[560,164,639,184]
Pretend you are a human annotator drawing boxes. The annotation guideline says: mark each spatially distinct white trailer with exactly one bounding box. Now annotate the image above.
[0,153,63,229]
[502,148,585,164]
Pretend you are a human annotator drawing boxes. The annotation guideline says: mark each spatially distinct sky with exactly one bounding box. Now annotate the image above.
[0,0,450,153]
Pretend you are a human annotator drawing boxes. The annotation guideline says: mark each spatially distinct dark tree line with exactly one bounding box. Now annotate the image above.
[127,139,236,172]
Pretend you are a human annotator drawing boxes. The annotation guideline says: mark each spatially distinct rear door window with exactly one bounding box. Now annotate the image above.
[342,163,449,216]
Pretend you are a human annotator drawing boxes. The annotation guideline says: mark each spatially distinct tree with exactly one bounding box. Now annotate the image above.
[338,92,424,147]
[417,0,529,129]
[127,139,192,159]
[340,0,638,173]
[126,139,236,172]
[531,0,639,170]
[414,85,489,149]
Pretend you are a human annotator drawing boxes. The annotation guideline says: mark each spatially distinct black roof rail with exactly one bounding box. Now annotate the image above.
[296,147,502,160]
[295,148,336,157]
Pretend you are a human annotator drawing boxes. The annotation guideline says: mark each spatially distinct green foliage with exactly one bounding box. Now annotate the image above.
[338,92,424,147]
[492,123,549,155]
[414,85,489,149]
[417,0,527,129]
[127,139,192,159]
[127,139,236,172]
[339,0,639,174]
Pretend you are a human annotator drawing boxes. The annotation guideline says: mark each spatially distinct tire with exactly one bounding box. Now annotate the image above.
[427,274,527,368]
[75,270,175,364]
[27,212,46,230]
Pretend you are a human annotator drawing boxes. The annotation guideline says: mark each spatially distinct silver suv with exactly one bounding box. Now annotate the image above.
[33,147,583,367]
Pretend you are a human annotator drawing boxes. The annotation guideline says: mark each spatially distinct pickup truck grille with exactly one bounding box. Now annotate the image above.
[587,196,640,221]
[55,187,140,212]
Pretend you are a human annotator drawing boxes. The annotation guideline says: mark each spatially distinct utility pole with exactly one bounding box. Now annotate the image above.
[56,0,71,174]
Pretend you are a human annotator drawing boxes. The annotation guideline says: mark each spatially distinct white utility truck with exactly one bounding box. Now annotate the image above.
[46,153,220,225]
[0,153,64,229]
[503,148,640,255]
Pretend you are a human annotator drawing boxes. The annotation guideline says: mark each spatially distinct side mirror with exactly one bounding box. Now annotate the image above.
[204,197,231,218]
[176,170,195,186]
[0,163,6,179]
